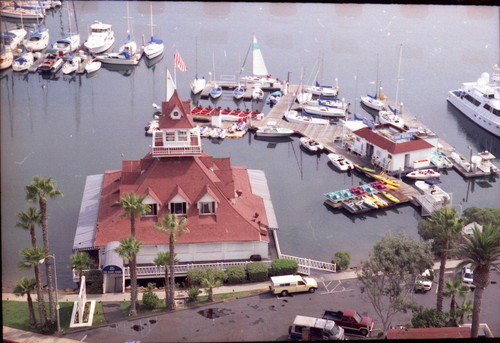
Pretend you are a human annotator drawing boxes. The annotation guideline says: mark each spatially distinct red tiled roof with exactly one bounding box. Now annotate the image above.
[353,126,434,154]
[94,155,270,247]
[158,90,194,129]
[386,327,471,339]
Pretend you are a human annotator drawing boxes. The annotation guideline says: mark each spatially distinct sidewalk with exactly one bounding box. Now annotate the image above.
[2,259,464,303]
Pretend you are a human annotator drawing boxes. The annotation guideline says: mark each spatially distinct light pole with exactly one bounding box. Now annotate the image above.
[39,254,60,332]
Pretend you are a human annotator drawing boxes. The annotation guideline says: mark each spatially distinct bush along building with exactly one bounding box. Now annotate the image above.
[72,86,277,293]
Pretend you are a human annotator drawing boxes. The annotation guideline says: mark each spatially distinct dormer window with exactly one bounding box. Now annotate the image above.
[170,202,187,215]
[148,204,158,216]
[199,201,216,215]
[143,191,161,217]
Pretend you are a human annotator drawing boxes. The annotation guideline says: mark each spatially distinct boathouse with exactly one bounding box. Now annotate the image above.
[73,89,275,292]
[347,123,436,172]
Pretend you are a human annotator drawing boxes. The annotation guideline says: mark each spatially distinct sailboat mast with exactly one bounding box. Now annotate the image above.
[72,0,79,34]
[150,2,154,38]
[395,43,403,109]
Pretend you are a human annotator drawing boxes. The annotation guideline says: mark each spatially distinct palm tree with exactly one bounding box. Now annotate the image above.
[418,206,464,312]
[457,299,473,325]
[115,193,150,237]
[456,224,500,338]
[16,207,41,247]
[18,246,47,327]
[155,214,189,311]
[13,277,38,328]
[115,236,142,316]
[443,276,470,323]
[25,176,63,323]
[153,251,180,307]
[201,269,223,302]
[70,251,94,286]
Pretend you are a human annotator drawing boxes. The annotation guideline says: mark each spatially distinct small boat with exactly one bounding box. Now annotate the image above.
[233,84,246,100]
[0,49,13,71]
[302,99,348,117]
[266,90,281,104]
[328,153,354,171]
[378,107,405,129]
[349,187,365,197]
[325,189,355,203]
[354,164,376,173]
[362,196,378,209]
[84,21,115,54]
[61,53,81,74]
[190,74,206,95]
[361,93,385,111]
[52,32,80,55]
[85,58,101,74]
[406,169,441,180]
[360,184,378,194]
[305,80,339,97]
[371,174,401,188]
[430,151,454,169]
[1,27,27,51]
[255,126,294,138]
[382,191,400,203]
[372,193,388,207]
[24,25,49,52]
[296,89,312,105]
[370,181,387,191]
[341,200,357,213]
[284,110,329,126]
[364,194,383,207]
[143,2,164,59]
[209,84,222,99]
[414,180,451,206]
[0,4,45,20]
[12,48,34,72]
[252,86,264,100]
[299,137,323,152]
[38,48,64,73]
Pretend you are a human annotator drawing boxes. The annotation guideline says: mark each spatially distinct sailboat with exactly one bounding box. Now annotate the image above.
[12,46,34,71]
[190,37,206,94]
[378,44,405,129]
[361,55,385,111]
[143,2,164,59]
[209,51,222,99]
[97,3,142,65]
[52,4,80,55]
[24,23,49,52]
[239,34,277,86]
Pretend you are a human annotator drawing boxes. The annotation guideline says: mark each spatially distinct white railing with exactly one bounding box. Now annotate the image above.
[279,254,337,274]
[152,145,202,157]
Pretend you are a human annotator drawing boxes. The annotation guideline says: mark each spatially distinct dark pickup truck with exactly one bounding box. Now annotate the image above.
[322,309,374,336]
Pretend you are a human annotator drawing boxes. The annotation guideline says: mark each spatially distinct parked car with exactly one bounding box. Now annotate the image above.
[322,309,374,336]
[289,315,344,341]
[269,275,318,296]
[414,269,433,293]
[461,266,475,289]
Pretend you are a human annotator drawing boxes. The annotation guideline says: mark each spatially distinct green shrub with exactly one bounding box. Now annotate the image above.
[271,259,298,276]
[142,286,161,310]
[187,268,207,286]
[206,268,227,282]
[247,262,268,282]
[412,308,449,328]
[187,286,200,302]
[84,270,103,294]
[226,266,247,284]
[333,251,351,271]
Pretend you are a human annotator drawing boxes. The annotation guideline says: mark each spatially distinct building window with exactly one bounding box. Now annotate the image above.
[170,202,187,215]
[165,131,175,142]
[178,130,188,142]
[200,201,216,215]
[147,204,158,216]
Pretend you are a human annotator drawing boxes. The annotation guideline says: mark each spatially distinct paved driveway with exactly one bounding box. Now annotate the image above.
[64,270,499,342]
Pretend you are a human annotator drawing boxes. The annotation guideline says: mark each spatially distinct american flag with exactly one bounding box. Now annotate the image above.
[174,48,187,72]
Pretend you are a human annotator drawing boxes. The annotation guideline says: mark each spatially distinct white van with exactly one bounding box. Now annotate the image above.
[289,315,345,341]
[269,274,318,296]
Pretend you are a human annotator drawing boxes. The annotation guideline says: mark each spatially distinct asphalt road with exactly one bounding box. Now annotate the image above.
[63,269,499,342]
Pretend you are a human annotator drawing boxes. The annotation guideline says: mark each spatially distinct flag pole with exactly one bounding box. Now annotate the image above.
[173,46,177,86]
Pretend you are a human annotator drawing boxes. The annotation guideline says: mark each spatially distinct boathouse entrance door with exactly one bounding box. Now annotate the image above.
[366,143,374,159]
[404,153,411,168]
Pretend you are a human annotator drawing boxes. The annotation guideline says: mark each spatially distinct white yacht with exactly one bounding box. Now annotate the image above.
[24,26,49,52]
[447,65,500,137]
[84,21,115,54]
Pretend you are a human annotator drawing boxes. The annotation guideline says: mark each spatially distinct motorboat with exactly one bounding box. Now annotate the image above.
[12,48,34,72]
[284,110,329,126]
[430,151,454,169]
[266,90,281,104]
[327,153,354,171]
[62,53,81,74]
[96,39,142,66]
[190,75,206,95]
[143,2,164,59]
[252,86,264,100]
[24,26,49,51]
[209,84,222,99]
[52,32,80,55]
[84,21,115,54]
[0,4,45,20]
[2,27,27,51]
[405,169,440,180]
[299,137,324,152]
[38,48,64,73]
[233,84,245,100]
[85,58,101,74]
[255,125,294,138]
[447,64,500,137]
[414,180,451,206]
[304,80,339,97]
[0,46,14,70]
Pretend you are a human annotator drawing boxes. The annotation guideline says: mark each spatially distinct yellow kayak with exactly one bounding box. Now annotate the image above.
[364,194,384,207]
[372,174,400,187]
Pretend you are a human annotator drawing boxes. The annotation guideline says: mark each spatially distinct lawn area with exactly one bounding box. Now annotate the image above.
[2,300,106,333]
